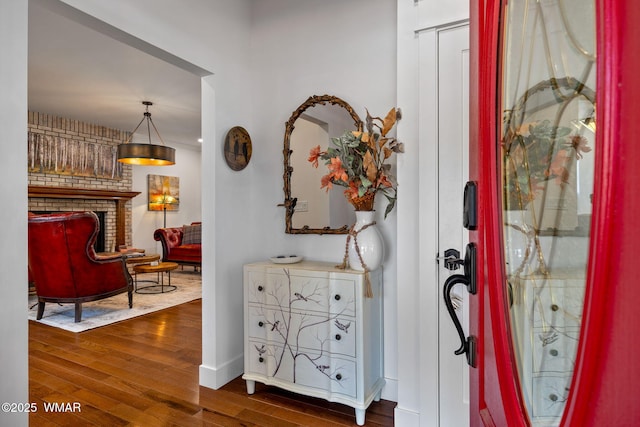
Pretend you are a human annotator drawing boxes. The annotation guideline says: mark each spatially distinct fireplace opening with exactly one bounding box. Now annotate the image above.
[30,211,107,253]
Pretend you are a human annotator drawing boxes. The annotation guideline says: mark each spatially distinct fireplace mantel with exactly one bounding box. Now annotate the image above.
[28,185,141,247]
[28,185,140,200]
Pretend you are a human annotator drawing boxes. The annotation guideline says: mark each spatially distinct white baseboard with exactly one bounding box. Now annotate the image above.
[382,376,398,402]
[394,406,420,427]
[199,354,244,390]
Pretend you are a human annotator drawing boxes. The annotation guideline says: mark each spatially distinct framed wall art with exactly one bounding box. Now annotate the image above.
[224,126,252,171]
[148,174,180,211]
[28,132,123,179]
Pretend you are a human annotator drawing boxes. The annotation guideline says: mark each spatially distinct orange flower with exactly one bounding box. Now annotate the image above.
[377,174,393,188]
[344,182,360,199]
[308,145,323,168]
[320,174,333,191]
[569,135,592,159]
[327,157,349,183]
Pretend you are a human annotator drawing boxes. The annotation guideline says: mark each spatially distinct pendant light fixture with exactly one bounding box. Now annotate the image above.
[117,101,176,166]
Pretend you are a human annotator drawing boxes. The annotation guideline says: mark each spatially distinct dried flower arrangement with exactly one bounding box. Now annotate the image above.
[308,108,404,218]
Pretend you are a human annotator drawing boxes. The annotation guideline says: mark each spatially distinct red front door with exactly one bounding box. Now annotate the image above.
[467,1,640,425]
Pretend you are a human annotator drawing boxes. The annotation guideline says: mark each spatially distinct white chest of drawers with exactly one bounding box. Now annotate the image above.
[510,270,586,424]
[242,261,385,425]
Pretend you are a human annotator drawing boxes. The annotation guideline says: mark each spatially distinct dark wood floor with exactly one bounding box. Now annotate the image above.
[29,299,395,426]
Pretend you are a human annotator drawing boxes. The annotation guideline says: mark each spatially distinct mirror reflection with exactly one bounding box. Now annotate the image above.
[283,95,362,234]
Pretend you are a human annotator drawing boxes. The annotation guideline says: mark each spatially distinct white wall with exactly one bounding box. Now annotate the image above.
[249,0,399,400]
[0,1,29,426]
[131,143,202,253]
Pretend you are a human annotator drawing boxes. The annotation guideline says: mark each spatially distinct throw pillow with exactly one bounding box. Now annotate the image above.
[182,223,201,245]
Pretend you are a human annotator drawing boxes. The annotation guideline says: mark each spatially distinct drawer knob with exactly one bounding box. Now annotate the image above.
[549,349,559,357]
[551,304,559,311]
[334,294,341,301]
[259,357,264,363]
[258,285,264,292]
[549,393,558,402]
[335,334,342,341]
[336,373,342,381]
[258,321,264,327]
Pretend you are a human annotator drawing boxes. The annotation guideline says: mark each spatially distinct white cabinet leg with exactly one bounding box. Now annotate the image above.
[355,408,365,425]
[246,379,255,394]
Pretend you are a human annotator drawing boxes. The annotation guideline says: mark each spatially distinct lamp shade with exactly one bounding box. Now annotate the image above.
[117,143,175,166]
[117,101,176,166]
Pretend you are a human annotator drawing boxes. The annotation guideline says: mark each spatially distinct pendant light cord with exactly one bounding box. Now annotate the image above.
[122,102,166,146]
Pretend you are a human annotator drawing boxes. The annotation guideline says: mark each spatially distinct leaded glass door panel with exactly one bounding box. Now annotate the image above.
[500,1,596,425]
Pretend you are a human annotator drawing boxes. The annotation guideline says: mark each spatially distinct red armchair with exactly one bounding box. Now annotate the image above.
[28,211,133,323]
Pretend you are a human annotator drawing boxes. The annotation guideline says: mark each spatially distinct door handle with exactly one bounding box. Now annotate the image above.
[442,243,477,367]
[437,248,464,271]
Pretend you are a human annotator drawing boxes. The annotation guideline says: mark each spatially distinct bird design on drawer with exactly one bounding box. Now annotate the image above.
[335,319,351,333]
[539,331,559,347]
[294,292,309,301]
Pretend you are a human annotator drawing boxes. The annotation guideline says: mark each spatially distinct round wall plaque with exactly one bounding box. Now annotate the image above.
[224,126,252,171]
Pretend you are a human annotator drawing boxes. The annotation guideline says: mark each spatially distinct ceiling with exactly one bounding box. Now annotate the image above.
[28,2,203,148]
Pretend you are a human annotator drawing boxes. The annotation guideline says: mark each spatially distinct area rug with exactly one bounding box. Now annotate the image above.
[28,270,201,333]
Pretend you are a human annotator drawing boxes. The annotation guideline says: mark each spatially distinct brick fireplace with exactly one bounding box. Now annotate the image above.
[27,112,140,251]
[28,186,140,251]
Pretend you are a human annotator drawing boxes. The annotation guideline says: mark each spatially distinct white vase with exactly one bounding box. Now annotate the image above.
[503,210,533,276]
[348,211,384,271]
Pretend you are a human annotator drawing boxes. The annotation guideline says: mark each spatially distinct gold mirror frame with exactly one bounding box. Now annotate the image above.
[282,95,363,234]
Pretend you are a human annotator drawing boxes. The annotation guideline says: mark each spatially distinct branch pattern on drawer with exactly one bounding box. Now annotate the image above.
[248,268,356,384]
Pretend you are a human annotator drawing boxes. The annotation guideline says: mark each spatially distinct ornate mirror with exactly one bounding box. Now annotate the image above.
[282,95,362,234]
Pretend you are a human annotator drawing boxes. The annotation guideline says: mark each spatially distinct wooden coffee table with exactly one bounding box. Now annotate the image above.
[125,253,161,266]
[133,262,179,293]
